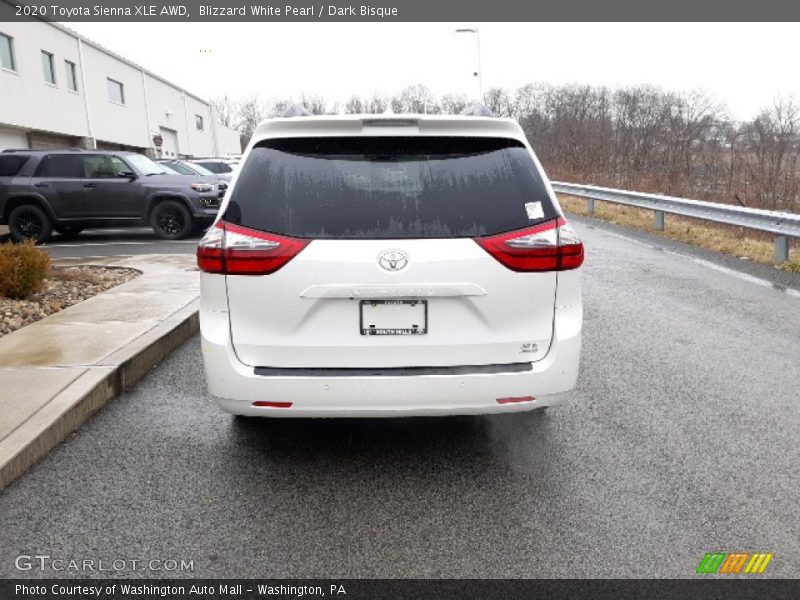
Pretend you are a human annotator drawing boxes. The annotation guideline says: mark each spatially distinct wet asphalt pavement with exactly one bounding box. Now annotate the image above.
[38,227,199,261]
[1,217,799,578]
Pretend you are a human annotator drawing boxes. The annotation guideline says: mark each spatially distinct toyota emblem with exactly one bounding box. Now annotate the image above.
[378,249,409,272]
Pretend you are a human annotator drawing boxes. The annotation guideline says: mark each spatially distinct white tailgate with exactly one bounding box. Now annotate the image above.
[227,239,556,368]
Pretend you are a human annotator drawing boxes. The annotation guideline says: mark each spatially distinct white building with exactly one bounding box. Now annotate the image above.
[0,21,241,157]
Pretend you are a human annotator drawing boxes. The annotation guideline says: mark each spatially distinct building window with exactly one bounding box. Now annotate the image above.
[195,115,204,131]
[41,50,56,84]
[65,60,78,92]
[0,33,15,71]
[107,77,125,104]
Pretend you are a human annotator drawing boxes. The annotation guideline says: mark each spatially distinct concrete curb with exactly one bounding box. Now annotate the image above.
[0,303,199,491]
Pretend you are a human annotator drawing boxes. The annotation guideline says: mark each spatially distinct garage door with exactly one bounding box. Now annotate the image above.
[159,127,179,158]
[0,127,29,151]
[27,131,80,150]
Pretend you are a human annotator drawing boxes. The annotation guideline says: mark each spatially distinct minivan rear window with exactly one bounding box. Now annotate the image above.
[0,155,29,177]
[224,137,557,239]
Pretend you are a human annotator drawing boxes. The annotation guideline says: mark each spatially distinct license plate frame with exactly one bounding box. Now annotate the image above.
[360,300,428,336]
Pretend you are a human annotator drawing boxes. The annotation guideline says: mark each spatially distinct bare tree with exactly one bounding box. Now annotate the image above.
[513,83,547,119]
[365,92,389,114]
[210,95,237,128]
[300,93,328,115]
[252,97,295,119]
[439,93,468,115]
[738,98,800,211]
[345,95,365,114]
[391,85,438,114]
[236,96,267,148]
[483,87,514,117]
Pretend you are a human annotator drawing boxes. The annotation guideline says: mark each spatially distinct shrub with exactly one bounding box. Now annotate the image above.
[0,240,51,300]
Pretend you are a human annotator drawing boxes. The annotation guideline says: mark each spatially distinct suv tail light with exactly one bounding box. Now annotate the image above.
[197,221,309,275]
[474,217,584,272]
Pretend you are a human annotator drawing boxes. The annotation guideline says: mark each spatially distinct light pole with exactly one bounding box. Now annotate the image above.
[455,27,483,102]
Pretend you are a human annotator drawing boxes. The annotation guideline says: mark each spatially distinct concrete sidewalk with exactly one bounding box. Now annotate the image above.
[0,254,200,489]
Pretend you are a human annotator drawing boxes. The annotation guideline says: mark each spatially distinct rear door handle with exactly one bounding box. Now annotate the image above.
[34,183,49,188]
[83,183,97,189]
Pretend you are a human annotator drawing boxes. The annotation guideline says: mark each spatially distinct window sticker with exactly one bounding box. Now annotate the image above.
[525,201,544,220]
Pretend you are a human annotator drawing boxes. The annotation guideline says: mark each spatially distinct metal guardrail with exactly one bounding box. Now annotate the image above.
[551,182,800,263]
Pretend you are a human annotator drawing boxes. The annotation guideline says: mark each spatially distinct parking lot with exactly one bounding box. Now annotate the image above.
[36,227,199,260]
[1,219,798,578]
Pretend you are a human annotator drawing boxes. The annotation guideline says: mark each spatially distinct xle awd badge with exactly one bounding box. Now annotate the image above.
[378,250,409,272]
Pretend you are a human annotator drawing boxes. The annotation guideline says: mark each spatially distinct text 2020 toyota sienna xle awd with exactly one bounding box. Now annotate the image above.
[197,112,583,417]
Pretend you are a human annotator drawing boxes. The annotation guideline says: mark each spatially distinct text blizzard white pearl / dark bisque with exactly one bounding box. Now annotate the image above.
[196,4,399,18]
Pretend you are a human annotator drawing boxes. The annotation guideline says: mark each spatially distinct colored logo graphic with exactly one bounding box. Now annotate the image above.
[696,552,773,574]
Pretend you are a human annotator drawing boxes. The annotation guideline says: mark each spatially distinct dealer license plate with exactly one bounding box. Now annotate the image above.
[360,300,427,335]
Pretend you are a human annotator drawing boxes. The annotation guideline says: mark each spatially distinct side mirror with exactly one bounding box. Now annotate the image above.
[119,170,137,180]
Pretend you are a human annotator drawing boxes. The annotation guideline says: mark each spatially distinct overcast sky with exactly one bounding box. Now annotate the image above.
[65,22,800,120]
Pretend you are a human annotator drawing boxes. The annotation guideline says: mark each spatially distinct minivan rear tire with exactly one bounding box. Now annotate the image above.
[9,204,53,244]
[151,200,193,240]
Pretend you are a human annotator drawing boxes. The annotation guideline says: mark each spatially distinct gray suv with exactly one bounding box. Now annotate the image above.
[0,149,224,242]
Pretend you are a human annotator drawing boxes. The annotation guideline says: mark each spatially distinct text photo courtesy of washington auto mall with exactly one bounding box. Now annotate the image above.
[0,1,799,599]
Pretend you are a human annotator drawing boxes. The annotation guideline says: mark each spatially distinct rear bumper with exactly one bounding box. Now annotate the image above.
[200,303,581,418]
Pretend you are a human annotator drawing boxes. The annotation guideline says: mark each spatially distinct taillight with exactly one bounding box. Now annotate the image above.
[197,222,225,273]
[474,217,584,272]
[197,221,309,275]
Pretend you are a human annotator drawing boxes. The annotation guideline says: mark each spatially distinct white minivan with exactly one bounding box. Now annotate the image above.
[198,112,583,417]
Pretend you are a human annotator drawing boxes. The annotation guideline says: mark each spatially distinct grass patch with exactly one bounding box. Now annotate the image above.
[558,195,800,272]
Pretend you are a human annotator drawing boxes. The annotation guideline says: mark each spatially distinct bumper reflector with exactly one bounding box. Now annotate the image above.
[496,396,536,405]
[252,401,293,408]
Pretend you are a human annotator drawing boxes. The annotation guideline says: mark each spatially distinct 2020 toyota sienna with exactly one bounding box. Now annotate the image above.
[198,111,583,417]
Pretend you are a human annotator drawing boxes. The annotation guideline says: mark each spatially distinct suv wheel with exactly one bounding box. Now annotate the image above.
[9,204,53,243]
[192,221,211,236]
[151,200,193,240]
[54,225,84,238]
